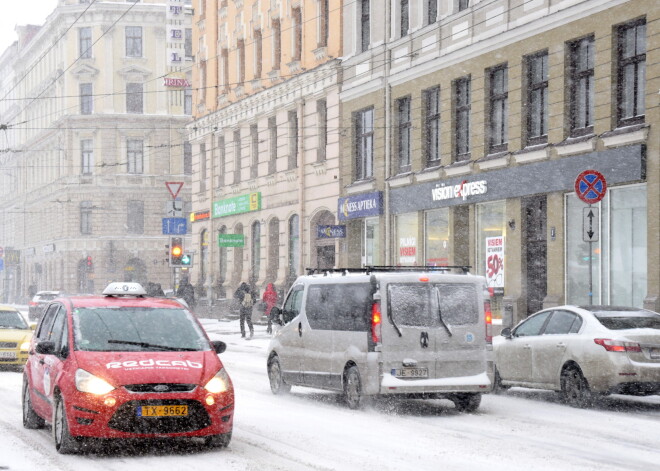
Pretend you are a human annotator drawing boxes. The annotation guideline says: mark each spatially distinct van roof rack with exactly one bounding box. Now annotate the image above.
[305,266,472,276]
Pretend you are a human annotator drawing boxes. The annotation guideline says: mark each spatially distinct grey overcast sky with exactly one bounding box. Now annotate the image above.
[0,1,57,54]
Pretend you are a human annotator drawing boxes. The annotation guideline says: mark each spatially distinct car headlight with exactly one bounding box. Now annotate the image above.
[204,367,230,394]
[75,369,115,395]
[20,341,31,351]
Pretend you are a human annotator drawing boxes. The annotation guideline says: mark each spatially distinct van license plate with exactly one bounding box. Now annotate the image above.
[138,405,188,417]
[393,368,428,378]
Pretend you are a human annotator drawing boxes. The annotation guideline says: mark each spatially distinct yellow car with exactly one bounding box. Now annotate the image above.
[0,305,33,370]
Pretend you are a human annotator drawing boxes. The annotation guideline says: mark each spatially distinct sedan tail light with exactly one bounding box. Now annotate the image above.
[594,338,642,353]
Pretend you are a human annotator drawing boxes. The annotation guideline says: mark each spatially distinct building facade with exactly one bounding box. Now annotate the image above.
[339,0,659,326]
[189,0,342,302]
[0,0,193,302]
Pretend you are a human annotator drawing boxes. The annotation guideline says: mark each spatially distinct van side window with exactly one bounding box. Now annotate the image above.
[306,283,370,331]
[435,283,479,325]
[282,285,304,324]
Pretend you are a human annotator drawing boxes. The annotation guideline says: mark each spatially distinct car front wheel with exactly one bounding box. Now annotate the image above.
[53,395,80,454]
[561,365,593,408]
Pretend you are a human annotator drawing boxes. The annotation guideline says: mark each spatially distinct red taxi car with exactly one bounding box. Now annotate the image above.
[22,282,234,454]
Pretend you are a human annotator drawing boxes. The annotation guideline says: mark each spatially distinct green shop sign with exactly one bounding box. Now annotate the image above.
[218,234,245,247]
[213,192,261,218]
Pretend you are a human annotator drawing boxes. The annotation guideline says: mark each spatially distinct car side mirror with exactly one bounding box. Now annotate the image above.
[211,340,227,354]
[36,341,56,355]
[501,327,513,339]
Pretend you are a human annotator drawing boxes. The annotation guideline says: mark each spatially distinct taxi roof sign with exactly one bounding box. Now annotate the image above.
[102,282,147,297]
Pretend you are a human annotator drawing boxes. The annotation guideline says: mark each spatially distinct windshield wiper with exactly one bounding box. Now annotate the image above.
[107,340,197,351]
[433,287,453,337]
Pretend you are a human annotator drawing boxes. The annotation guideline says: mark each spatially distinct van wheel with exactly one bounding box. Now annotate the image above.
[561,365,593,408]
[343,366,362,410]
[22,377,45,429]
[53,394,80,454]
[451,393,481,413]
[267,356,291,395]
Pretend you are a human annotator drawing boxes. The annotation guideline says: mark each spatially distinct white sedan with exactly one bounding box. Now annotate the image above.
[493,305,660,407]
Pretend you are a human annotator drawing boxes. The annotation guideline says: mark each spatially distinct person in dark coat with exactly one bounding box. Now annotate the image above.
[177,278,196,310]
[262,283,278,334]
[234,282,254,338]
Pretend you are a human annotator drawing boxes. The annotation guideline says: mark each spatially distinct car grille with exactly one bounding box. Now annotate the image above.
[0,342,17,348]
[124,383,197,393]
[107,399,211,434]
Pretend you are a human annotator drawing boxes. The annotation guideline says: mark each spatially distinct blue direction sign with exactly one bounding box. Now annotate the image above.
[162,217,187,235]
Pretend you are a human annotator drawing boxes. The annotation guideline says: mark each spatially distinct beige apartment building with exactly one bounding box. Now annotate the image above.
[189,0,342,302]
[339,0,659,326]
[0,0,193,302]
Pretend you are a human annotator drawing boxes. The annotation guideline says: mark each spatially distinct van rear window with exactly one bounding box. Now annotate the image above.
[388,283,479,327]
[434,283,479,325]
[305,283,371,331]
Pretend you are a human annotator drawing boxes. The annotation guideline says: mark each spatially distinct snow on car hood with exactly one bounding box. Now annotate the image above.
[73,350,221,386]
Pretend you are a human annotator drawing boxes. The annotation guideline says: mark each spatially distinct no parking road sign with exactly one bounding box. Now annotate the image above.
[575,169,607,204]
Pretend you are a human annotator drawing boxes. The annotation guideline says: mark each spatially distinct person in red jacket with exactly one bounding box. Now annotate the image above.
[262,283,278,334]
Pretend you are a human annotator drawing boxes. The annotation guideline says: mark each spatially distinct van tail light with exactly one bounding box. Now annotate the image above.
[594,338,641,353]
[484,299,493,344]
[371,302,382,344]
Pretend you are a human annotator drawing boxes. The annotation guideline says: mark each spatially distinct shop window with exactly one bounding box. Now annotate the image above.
[565,185,647,307]
[425,208,449,266]
[476,201,506,319]
[395,212,419,266]
[616,19,646,127]
[363,217,380,266]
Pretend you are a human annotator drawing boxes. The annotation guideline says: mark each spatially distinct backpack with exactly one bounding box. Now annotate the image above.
[242,292,253,308]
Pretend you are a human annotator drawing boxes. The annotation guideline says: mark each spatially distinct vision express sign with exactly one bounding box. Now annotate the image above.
[390,145,644,213]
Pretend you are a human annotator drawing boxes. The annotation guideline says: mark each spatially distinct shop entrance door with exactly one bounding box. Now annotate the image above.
[523,195,547,315]
[316,245,335,269]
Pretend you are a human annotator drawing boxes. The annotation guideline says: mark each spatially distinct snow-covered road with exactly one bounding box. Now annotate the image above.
[1,318,660,471]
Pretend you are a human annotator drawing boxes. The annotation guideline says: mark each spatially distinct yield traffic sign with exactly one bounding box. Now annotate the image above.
[575,170,607,204]
[165,181,184,199]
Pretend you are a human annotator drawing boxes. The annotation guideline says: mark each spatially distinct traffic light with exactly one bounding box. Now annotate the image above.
[181,253,193,267]
[86,256,93,273]
[170,237,183,267]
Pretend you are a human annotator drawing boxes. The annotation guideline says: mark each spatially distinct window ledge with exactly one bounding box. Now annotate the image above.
[313,46,328,61]
[268,69,281,83]
[387,173,413,188]
[476,152,509,170]
[312,161,327,175]
[285,169,298,182]
[600,124,648,148]
[346,179,375,194]
[230,184,241,194]
[555,135,595,156]
[266,174,277,186]
[513,145,550,164]
[247,178,258,190]
[443,160,472,176]
[415,166,443,182]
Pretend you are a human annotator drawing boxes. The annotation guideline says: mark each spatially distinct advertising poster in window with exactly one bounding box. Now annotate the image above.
[486,236,504,294]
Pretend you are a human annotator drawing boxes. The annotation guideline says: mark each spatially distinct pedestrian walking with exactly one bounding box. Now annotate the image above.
[234,282,254,338]
[177,277,196,310]
[262,283,278,334]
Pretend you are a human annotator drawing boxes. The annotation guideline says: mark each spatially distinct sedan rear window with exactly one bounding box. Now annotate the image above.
[73,307,210,351]
[594,310,660,330]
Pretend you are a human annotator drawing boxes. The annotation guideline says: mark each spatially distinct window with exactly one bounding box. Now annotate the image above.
[360,0,370,53]
[268,116,277,174]
[127,200,144,234]
[423,86,440,166]
[233,130,241,184]
[127,139,144,174]
[251,221,261,281]
[569,36,595,136]
[183,141,192,175]
[400,0,409,37]
[79,27,92,58]
[185,28,192,58]
[396,96,411,173]
[318,0,329,47]
[514,312,551,337]
[80,83,93,115]
[199,60,207,104]
[125,26,142,57]
[306,284,370,331]
[126,83,143,114]
[317,99,327,162]
[288,110,298,170]
[81,139,93,175]
[488,65,508,153]
[184,87,192,115]
[237,39,245,84]
[427,0,438,25]
[80,201,93,234]
[617,19,646,127]
[526,51,549,145]
[292,7,302,61]
[272,19,281,70]
[544,311,582,335]
[458,0,470,11]
[253,29,262,78]
[250,124,258,179]
[217,135,225,187]
[355,107,374,180]
[454,76,471,160]
[199,143,207,193]
[220,49,229,92]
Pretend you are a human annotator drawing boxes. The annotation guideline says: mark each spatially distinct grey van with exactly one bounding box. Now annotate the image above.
[266,267,494,410]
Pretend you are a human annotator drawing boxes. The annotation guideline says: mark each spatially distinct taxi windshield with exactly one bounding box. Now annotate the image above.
[0,310,28,330]
[73,307,210,352]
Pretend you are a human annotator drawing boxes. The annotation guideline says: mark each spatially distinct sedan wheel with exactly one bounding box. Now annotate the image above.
[53,395,80,454]
[343,366,362,410]
[268,356,291,395]
[561,366,593,408]
[22,377,45,429]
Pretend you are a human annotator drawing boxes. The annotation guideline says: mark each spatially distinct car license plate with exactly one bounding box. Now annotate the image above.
[138,405,188,417]
[0,351,17,359]
[649,348,660,360]
[392,367,428,378]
